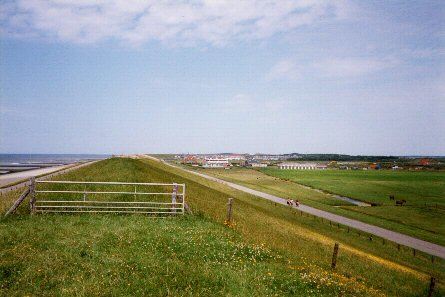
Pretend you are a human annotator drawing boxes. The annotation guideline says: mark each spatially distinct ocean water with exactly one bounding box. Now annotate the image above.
[0,154,109,165]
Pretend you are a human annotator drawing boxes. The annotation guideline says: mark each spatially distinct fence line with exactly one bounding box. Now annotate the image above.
[32,180,186,215]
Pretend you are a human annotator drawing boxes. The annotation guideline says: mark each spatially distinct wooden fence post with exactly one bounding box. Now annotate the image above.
[171,183,177,214]
[29,177,36,214]
[227,198,233,224]
[331,242,339,269]
[5,187,30,216]
[397,244,401,251]
[428,277,435,297]
[412,249,416,257]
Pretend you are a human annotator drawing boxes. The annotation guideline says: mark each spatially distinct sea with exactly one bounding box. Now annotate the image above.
[0,154,109,174]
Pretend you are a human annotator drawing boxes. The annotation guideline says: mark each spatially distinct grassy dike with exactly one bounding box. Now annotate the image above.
[0,157,443,296]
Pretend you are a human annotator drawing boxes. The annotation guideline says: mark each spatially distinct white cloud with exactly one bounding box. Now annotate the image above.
[312,57,396,78]
[0,105,12,115]
[265,59,300,81]
[220,94,252,109]
[219,93,293,120]
[402,47,445,59]
[0,0,348,46]
[266,56,396,81]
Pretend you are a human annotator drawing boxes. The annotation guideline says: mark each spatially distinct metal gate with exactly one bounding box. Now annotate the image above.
[30,180,185,215]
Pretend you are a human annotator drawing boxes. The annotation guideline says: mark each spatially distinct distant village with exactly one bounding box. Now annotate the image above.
[173,154,443,171]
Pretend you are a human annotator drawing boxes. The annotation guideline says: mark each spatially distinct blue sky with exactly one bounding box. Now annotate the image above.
[1,1,444,155]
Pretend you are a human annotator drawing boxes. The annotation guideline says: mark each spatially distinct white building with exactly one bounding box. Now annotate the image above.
[251,163,268,168]
[279,163,320,170]
[202,158,229,168]
[316,165,328,170]
[226,155,246,160]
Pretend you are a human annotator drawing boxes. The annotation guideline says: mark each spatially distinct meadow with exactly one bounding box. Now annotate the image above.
[1,158,444,296]
[194,166,445,246]
[262,168,445,244]
[261,169,445,206]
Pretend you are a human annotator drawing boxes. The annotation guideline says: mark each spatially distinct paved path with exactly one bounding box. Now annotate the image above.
[160,159,445,259]
[0,161,99,194]
[0,165,72,188]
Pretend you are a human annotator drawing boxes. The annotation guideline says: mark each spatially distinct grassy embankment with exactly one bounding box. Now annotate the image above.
[189,166,445,247]
[0,157,443,296]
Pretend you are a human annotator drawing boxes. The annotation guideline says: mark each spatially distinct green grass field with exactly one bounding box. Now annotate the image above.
[1,158,444,296]
[261,168,445,244]
[191,166,445,246]
[2,215,331,296]
[261,169,445,206]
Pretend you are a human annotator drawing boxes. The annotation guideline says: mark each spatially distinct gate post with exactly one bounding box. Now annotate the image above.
[171,183,178,214]
[182,184,186,215]
[29,177,36,214]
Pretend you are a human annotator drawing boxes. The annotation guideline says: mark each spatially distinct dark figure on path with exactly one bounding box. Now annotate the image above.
[286,199,293,207]
[396,199,406,206]
[294,199,300,207]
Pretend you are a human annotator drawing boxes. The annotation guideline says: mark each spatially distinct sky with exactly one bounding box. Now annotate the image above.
[0,1,444,155]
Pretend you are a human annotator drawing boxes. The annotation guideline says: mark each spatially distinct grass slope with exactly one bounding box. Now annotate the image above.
[0,158,443,296]
[2,215,337,296]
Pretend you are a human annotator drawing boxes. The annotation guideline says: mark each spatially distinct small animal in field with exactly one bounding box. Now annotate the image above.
[396,199,406,206]
[389,193,395,200]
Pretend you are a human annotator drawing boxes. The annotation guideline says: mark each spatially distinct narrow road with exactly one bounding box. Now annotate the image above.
[0,165,71,187]
[0,161,99,194]
[160,159,445,259]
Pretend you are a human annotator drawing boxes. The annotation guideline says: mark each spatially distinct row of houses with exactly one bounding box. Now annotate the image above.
[180,155,327,170]
[201,160,331,170]
[202,158,230,168]
[202,159,269,168]
[279,163,327,170]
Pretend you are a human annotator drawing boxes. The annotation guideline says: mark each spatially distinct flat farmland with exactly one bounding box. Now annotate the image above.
[190,166,445,246]
[261,168,445,245]
[261,169,445,206]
